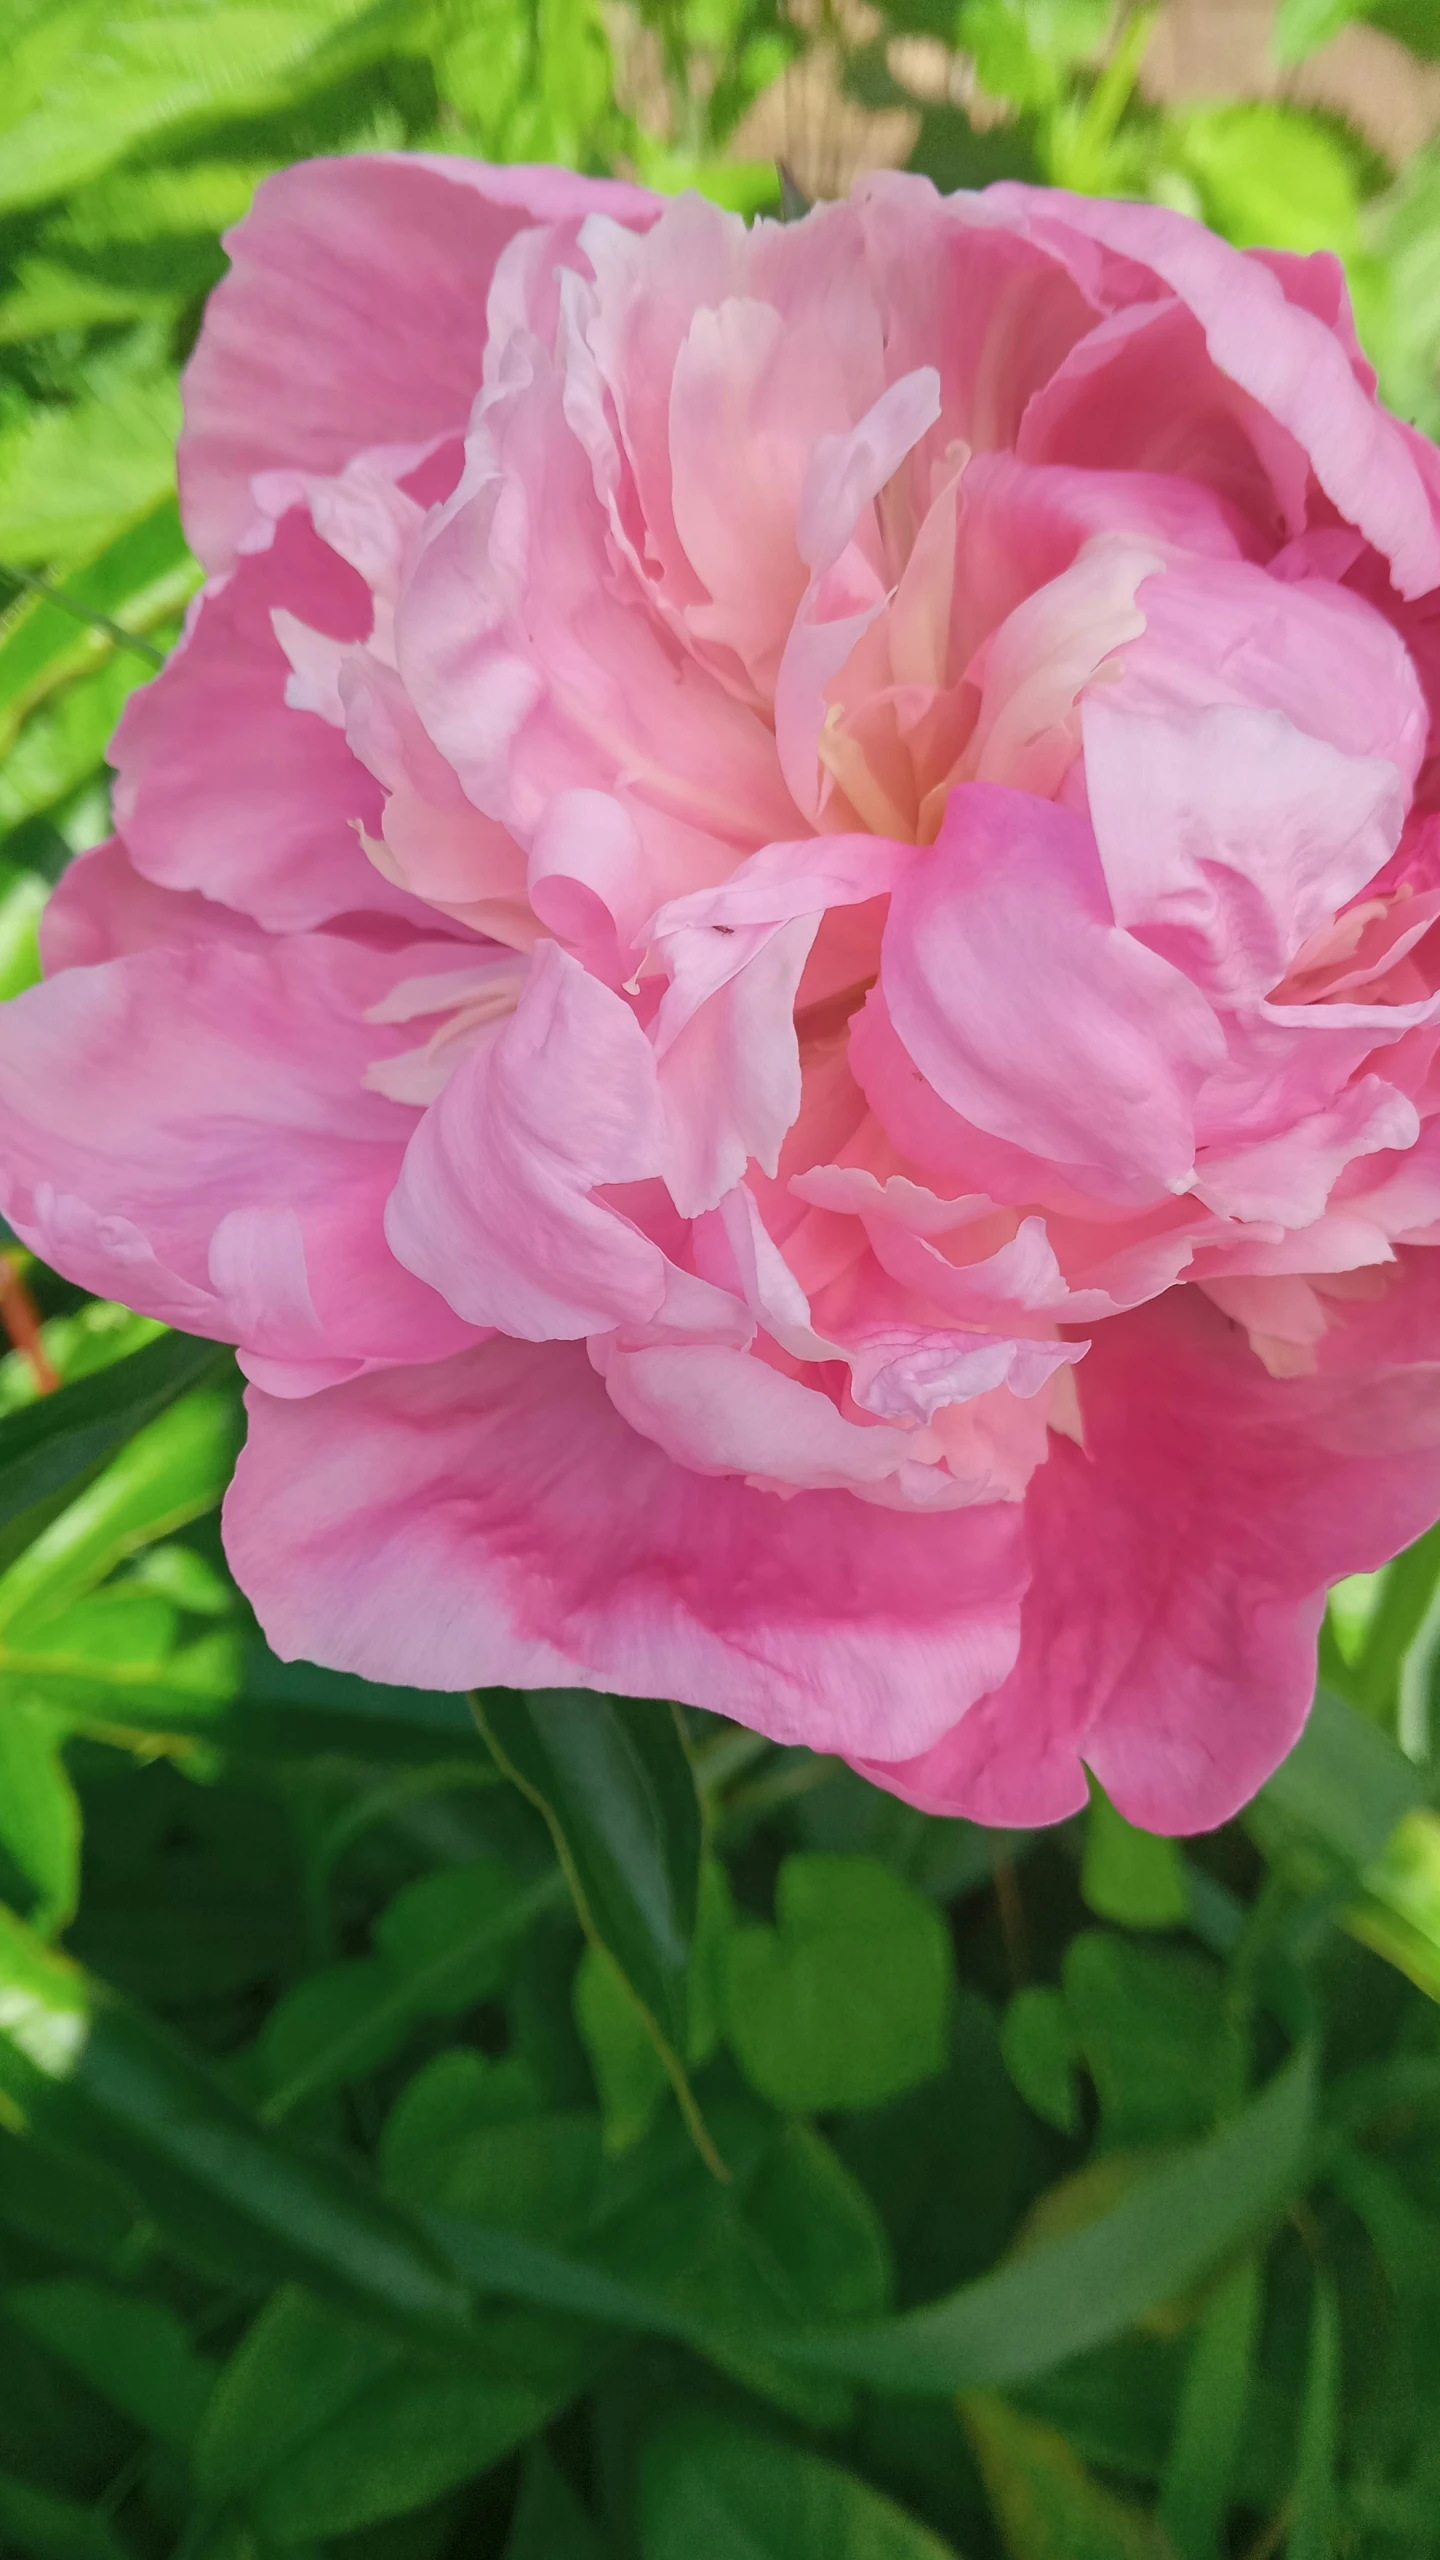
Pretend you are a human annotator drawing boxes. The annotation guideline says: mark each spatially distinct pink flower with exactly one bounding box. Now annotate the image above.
[6,156,1440,1832]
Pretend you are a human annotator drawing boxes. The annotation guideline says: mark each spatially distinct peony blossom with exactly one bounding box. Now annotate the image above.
[5,154,1440,1833]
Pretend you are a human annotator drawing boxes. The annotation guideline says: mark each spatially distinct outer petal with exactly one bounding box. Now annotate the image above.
[859,1280,1440,1833]
[181,154,659,572]
[39,838,267,971]
[992,185,1440,600]
[0,934,480,1384]
[112,508,433,934]
[225,1337,1029,1760]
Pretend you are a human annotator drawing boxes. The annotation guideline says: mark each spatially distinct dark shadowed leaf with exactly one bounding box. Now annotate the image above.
[0,1902,474,2348]
[961,2393,1168,2557]
[475,1689,712,2160]
[640,2408,961,2559]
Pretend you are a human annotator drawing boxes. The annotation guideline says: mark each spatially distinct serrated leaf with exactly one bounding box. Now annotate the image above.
[0,501,195,750]
[0,0,427,218]
[0,363,181,573]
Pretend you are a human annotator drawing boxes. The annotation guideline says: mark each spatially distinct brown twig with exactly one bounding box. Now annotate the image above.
[0,1252,57,1394]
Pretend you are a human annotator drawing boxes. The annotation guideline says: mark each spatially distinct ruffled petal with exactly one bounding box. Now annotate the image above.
[859,1278,1440,1832]
[181,154,659,571]
[225,1336,1030,1759]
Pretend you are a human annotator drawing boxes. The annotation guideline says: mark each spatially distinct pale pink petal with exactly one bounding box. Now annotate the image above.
[0,935,480,1376]
[181,154,659,571]
[112,509,435,934]
[1085,695,1405,1004]
[39,839,266,971]
[882,782,1224,1199]
[386,939,668,1338]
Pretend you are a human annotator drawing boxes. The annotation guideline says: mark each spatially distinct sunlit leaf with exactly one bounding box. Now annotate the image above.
[0,1330,232,1578]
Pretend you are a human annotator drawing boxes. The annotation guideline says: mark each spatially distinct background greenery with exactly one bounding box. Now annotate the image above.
[4,2,1440,2554]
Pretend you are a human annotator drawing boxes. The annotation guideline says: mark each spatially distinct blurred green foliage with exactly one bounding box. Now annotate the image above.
[4,2,1440,2555]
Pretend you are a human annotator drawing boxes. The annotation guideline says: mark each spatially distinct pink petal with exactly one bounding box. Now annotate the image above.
[860,1279,1440,1832]
[996,186,1440,599]
[181,154,658,571]
[1085,695,1405,1005]
[0,934,480,1379]
[225,1337,1029,1760]
[386,939,668,1339]
[881,782,1224,1198]
[113,508,434,934]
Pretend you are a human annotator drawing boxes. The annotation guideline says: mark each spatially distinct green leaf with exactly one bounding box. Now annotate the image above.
[1287,2269,1340,2560]
[723,1854,953,2113]
[504,2445,605,2559]
[260,1861,564,2121]
[1001,1988,1081,2136]
[0,0,424,219]
[0,1902,475,2349]
[0,1329,232,1579]
[1061,1935,1244,2148]
[0,1386,239,1650]
[5,2276,215,2454]
[1081,1790,1189,1932]
[574,1942,671,2153]
[961,2393,1169,2558]
[1271,0,1366,63]
[0,1698,80,1931]
[1253,1687,1425,1875]
[0,2469,130,2560]
[0,865,46,1002]
[639,2407,961,2559]
[1345,1519,1440,1727]
[380,2050,547,2196]
[1174,101,1368,263]
[0,500,197,757]
[575,1858,732,2152]
[1157,2259,1260,2560]
[474,1689,710,2157]
[767,2047,1313,2393]
[0,361,182,574]
[199,2284,607,2541]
